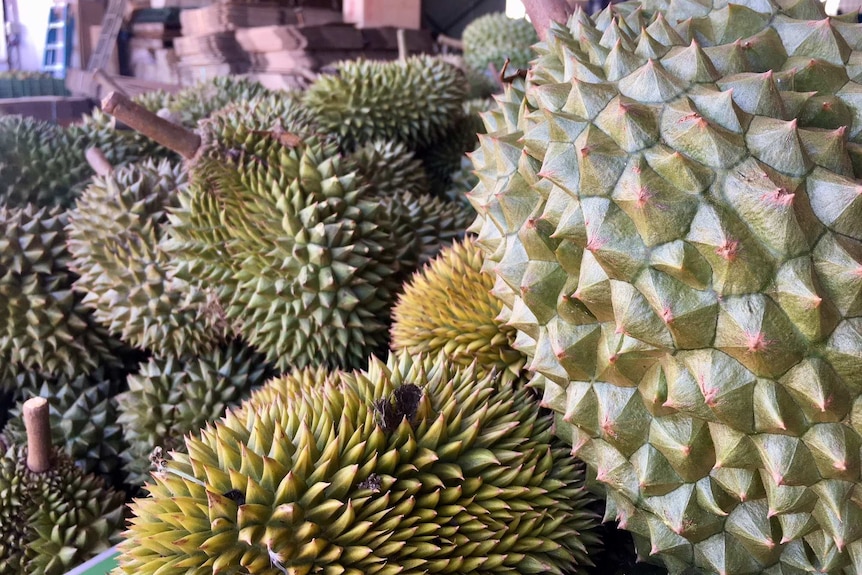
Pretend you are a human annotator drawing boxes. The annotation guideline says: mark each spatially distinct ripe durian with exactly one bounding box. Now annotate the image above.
[462,13,537,95]
[114,352,600,575]
[2,367,126,480]
[200,90,318,138]
[350,139,430,197]
[115,341,272,486]
[303,55,467,150]
[0,116,90,207]
[471,1,862,573]
[0,441,126,575]
[0,205,122,389]
[166,130,400,371]
[66,159,225,358]
[392,239,526,378]
[169,76,273,127]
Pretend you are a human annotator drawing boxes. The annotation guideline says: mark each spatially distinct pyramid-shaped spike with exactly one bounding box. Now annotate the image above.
[813,233,862,318]
[746,117,813,177]
[546,317,601,380]
[637,267,717,347]
[610,279,675,348]
[661,98,746,169]
[776,514,817,546]
[704,4,771,45]
[581,197,648,280]
[612,155,699,246]
[682,349,757,431]
[564,79,618,120]
[568,6,597,41]
[832,16,862,48]
[686,203,773,295]
[604,39,647,82]
[663,354,720,421]
[758,468,817,517]
[540,140,585,196]
[551,197,586,244]
[661,41,721,84]
[708,422,759,469]
[781,358,851,423]
[649,415,715,482]
[800,95,853,131]
[780,90,816,120]
[645,514,694,562]
[753,379,808,436]
[644,144,715,194]
[645,12,686,47]
[724,501,782,565]
[711,467,765,503]
[772,257,840,343]
[600,17,635,50]
[717,71,787,119]
[803,423,860,480]
[667,0,712,19]
[630,443,685,496]
[783,56,850,93]
[810,479,857,526]
[803,528,848,571]
[806,167,862,238]
[593,96,660,152]
[532,82,573,115]
[596,323,664,386]
[582,35,611,67]
[619,59,687,103]
[559,380,599,433]
[715,294,806,379]
[722,158,812,259]
[591,438,641,501]
[779,0,828,19]
[836,81,862,142]
[685,86,748,134]
[595,383,652,456]
[752,434,821,487]
[639,362,676,417]
[573,125,628,197]
[635,28,670,60]
[564,46,606,83]
[774,16,851,65]
[696,476,735,517]
[519,260,568,324]
[703,40,749,76]
[645,483,724,540]
[493,237,529,294]
[798,126,854,176]
[573,250,614,321]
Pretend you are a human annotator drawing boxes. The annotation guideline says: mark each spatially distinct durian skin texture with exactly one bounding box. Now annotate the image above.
[469,0,862,573]
[114,353,600,575]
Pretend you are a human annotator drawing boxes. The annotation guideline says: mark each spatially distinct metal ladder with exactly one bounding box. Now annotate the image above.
[42,3,73,77]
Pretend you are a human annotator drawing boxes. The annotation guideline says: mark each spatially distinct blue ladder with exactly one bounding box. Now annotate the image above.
[42,3,74,78]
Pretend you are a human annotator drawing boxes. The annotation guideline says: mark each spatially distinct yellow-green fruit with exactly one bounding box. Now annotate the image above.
[168,76,274,127]
[350,139,430,197]
[392,238,525,377]
[66,159,225,358]
[114,352,600,575]
[462,13,537,95]
[0,443,125,575]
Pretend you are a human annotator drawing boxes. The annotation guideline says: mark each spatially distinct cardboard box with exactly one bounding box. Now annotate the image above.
[343,0,420,29]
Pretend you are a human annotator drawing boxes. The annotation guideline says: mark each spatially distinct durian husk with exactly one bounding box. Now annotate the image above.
[114,352,600,575]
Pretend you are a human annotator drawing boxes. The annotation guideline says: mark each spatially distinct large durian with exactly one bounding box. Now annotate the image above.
[169,76,274,127]
[116,341,271,486]
[0,205,122,390]
[66,159,225,358]
[392,238,526,378]
[462,13,538,96]
[303,55,467,150]
[0,116,91,207]
[0,441,126,575]
[166,127,400,371]
[470,1,862,573]
[114,352,600,574]
[350,139,430,197]
[2,368,126,480]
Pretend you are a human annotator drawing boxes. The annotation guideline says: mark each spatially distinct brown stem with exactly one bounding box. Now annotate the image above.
[23,397,51,473]
[522,0,573,40]
[86,146,114,176]
[101,91,202,160]
[436,35,464,51]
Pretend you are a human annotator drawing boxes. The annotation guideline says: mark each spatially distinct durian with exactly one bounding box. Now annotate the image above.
[303,55,467,150]
[0,204,122,389]
[350,139,430,197]
[66,159,225,358]
[392,238,526,378]
[114,352,600,574]
[470,1,862,573]
[169,76,274,127]
[2,367,126,480]
[0,116,91,207]
[462,13,538,94]
[166,130,400,371]
[115,340,272,486]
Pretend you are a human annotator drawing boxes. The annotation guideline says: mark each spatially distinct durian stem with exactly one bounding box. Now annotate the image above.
[397,29,408,62]
[436,35,464,51]
[86,147,114,176]
[101,91,202,160]
[522,0,572,39]
[23,397,51,473]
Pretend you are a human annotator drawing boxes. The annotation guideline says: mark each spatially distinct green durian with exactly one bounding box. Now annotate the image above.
[2,367,126,480]
[462,13,538,94]
[169,76,274,127]
[470,1,862,573]
[392,238,525,377]
[66,159,225,358]
[116,340,272,486]
[0,442,125,575]
[303,55,467,150]
[350,139,430,197]
[199,90,319,139]
[114,352,601,575]
[0,116,91,207]
[166,130,400,371]
[0,204,122,390]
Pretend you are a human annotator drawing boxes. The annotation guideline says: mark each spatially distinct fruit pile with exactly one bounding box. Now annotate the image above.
[1,0,861,572]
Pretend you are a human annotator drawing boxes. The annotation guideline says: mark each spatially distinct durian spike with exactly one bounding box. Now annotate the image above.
[522,0,572,39]
[101,91,201,159]
[23,397,51,473]
[85,146,113,176]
